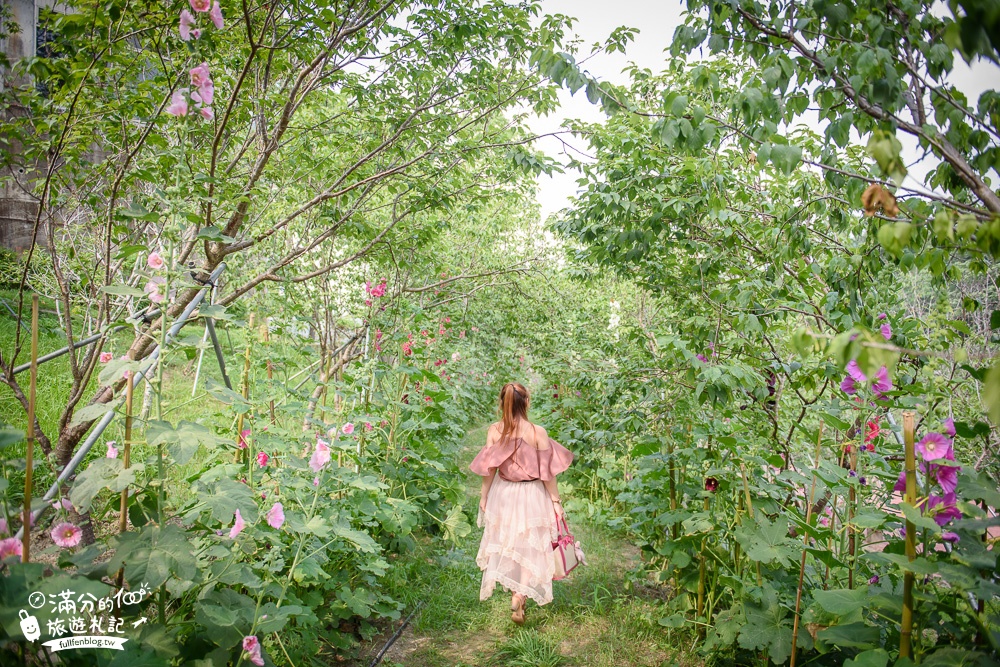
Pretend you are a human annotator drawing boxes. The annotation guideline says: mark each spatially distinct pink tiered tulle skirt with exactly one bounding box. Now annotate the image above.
[476,473,559,606]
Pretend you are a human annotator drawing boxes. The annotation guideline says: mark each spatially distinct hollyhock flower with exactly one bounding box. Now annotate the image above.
[190,0,211,12]
[868,574,879,585]
[916,432,952,461]
[401,456,409,463]
[0,537,22,559]
[229,509,245,538]
[51,522,82,548]
[894,470,908,493]
[209,0,224,29]
[872,366,893,399]
[846,360,867,383]
[878,313,887,320]
[179,9,197,41]
[933,463,960,494]
[881,323,892,340]
[100,351,113,363]
[420,329,428,337]
[696,353,708,362]
[256,451,269,467]
[704,477,719,492]
[840,375,858,395]
[191,79,214,106]
[145,276,167,304]
[106,441,118,458]
[147,252,165,269]
[943,418,956,438]
[865,443,875,453]
[928,493,962,526]
[451,352,460,361]
[402,341,413,356]
[342,423,355,435]
[190,63,212,89]
[237,428,250,450]
[859,476,867,486]
[122,369,132,380]
[848,470,858,478]
[942,531,960,543]
[242,635,264,666]
[865,419,880,444]
[434,359,444,367]
[459,330,466,338]
[199,106,214,121]
[424,396,432,403]
[166,89,189,117]
[364,422,373,432]
[309,439,331,472]
[266,502,284,529]
[365,299,372,307]
[312,476,319,486]
[439,327,446,336]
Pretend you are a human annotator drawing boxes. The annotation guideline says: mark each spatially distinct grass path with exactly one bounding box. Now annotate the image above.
[362,425,693,667]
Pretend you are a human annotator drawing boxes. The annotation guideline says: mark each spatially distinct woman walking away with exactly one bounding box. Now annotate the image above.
[470,382,573,625]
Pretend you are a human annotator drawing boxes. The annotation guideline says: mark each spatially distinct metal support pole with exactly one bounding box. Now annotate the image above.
[14,263,226,539]
[205,318,232,390]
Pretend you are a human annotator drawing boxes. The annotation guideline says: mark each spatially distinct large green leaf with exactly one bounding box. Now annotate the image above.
[734,515,799,567]
[71,457,143,512]
[105,525,199,590]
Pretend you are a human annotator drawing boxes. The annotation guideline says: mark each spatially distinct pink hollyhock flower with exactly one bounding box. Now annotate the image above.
[916,432,952,461]
[878,312,887,320]
[100,351,113,363]
[191,28,202,39]
[242,635,264,666]
[229,509,245,538]
[312,476,319,486]
[237,428,250,450]
[190,0,211,12]
[0,537,22,559]
[459,330,466,338]
[364,422,373,431]
[190,63,212,89]
[444,316,451,323]
[266,502,284,529]
[147,251,165,269]
[209,0,224,29]
[943,418,956,438]
[179,9,197,41]
[928,493,962,526]
[342,422,355,435]
[438,327,446,336]
[106,441,118,458]
[309,439,331,472]
[402,341,413,356]
[145,276,167,304]
[451,352,460,361]
[256,451,269,468]
[199,106,214,121]
[881,323,892,340]
[846,360,867,383]
[166,89,189,117]
[696,353,708,362]
[420,329,428,337]
[122,369,132,380]
[191,80,214,106]
[51,522,82,548]
[872,366,893,399]
[375,329,382,341]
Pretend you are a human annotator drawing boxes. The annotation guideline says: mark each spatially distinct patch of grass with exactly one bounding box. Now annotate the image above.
[492,629,565,667]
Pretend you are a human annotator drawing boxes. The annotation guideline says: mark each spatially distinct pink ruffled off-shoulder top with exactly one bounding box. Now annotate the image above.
[470,435,574,482]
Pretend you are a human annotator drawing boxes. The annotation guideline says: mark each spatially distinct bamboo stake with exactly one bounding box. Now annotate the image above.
[848,442,858,589]
[790,423,824,667]
[114,373,135,619]
[235,313,254,464]
[696,496,709,637]
[22,295,38,563]
[900,411,917,659]
[263,318,275,425]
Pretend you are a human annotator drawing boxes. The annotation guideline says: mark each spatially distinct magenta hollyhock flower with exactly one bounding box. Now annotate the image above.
[916,432,953,461]
[696,353,708,363]
[237,428,250,450]
[840,375,858,395]
[242,635,264,666]
[209,0,224,29]
[229,509,245,538]
[943,418,956,438]
[942,531,960,543]
[144,276,167,304]
[106,441,118,458]
[868,574,879,584]
[893,470,907,493]
[256,451,269,468]
[846,360,867,383]
[0,537,22,559]
[309,439,331,472]
[100,351,113,363]
[166,89,189,117]
[704,477,719,492]
[51,522,82,548]
[877,312,887,320]
[930,461,961,494]
[881,323,892,340]
[190,0,211,12]
[342,423,355,435]
[266,502,284,529]
[872,366,893,399]
[928,493,962,526]
[179,9,197,41]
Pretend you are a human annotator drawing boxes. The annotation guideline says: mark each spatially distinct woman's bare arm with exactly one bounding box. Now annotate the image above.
[479,424,499,511]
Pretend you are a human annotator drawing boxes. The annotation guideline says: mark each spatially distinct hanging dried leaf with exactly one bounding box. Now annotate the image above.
[861,184,899,218]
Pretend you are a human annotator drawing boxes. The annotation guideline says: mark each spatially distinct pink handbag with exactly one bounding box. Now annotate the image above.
[552,514,582,580]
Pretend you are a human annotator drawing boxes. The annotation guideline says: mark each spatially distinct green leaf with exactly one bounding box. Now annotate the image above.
[101,285,148,298]
[734,515,798,567]
[70,457,141,512]
[844,649,890,667]
[146,420,218,465]
[817,622,880,649]
[770,143,802,175]
[983,359,1000,426]
[813,588,867,616]
[899,501,943,533]
[106,525,198,590]
[0,428,24,449]
[69,400,120,428]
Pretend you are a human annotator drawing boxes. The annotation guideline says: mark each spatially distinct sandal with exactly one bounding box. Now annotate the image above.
[511,593,526,625]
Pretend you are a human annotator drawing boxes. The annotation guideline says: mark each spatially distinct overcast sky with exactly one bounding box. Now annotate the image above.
[528,0,1000,219]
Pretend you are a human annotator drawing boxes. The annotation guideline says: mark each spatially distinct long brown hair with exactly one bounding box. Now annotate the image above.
[498,382,530,445]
